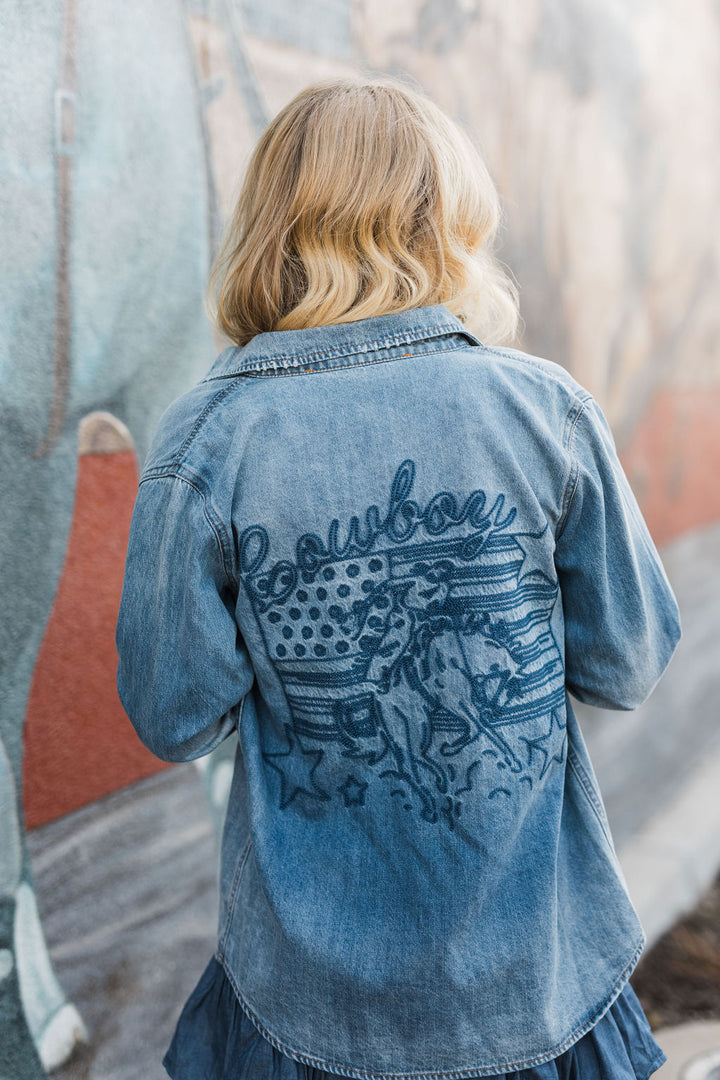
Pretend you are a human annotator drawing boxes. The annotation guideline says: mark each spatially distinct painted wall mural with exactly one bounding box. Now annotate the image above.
[1,0,719,1076]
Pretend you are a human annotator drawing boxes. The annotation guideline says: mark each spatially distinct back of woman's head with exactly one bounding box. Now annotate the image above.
[209,77,519,346]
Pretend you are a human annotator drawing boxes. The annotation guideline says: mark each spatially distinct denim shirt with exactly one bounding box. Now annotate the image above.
[116,304,681,1079]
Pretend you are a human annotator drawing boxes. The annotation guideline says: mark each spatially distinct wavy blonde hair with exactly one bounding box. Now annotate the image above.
[208,77,520,346]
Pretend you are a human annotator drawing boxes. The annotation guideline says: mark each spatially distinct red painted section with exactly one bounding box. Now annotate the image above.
[621,385,720,546]
[23,447,169,830]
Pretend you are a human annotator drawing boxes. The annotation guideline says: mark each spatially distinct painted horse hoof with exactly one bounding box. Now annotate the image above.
[37,1002,88,1072]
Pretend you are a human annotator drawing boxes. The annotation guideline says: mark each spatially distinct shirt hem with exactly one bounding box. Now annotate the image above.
[215,934,646,1079]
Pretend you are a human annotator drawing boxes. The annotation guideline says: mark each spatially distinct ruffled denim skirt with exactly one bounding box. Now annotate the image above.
[163,957,666,1080]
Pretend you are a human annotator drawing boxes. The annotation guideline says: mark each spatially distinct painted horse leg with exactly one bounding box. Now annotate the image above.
[15,883,87,1071]
[0,739,46,1079]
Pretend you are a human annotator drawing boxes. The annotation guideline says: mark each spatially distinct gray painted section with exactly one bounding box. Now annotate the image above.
[408,0,479,55]
[220,0,272,135]
[240,0,354,59]
[532,0,641,105]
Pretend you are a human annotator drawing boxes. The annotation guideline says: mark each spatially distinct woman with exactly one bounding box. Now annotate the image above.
[116,77,681,1080]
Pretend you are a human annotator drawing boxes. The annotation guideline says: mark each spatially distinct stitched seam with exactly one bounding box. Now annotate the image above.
[215,939,645,1078]
[241,342,470,378]
[170,379,241,464]
[480,345,584,381]
[136,472,234,588]
[567,744,613,846]
[213,323,472,374]
[217,834,253,957]
[562,396,589,448]
[200,346,241,381]
[555,400,588,540]
[235,323,462,366]
[480,348,594,403]
[202,370,253,384]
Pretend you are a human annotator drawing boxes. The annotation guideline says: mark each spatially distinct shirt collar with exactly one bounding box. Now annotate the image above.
[203,304,482,379]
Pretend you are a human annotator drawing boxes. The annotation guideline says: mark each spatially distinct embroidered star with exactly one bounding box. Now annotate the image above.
[520,710,567,779]
[338,774,368,807]
[263,724,330,808]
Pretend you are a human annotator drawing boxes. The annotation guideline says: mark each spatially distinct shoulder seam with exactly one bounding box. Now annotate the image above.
[480,345,592,399]
[480,346,593,541]
[169,379,244,467]
[555,400,590,540]
[137,470,235,588]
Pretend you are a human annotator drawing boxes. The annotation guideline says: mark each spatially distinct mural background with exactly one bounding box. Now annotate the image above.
[1,0,718,1077]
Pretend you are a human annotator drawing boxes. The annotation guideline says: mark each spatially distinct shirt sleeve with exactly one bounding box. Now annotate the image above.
[116,473,254,762]
[555,396,681,710]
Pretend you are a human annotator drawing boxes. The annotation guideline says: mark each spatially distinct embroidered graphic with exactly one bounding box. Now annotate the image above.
[520,709,567,778]
[338,774,368,807]
[263,724,330,808]
[240,460,566,840]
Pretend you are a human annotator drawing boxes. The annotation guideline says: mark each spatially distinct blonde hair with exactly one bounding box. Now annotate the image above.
[208,77,520,346]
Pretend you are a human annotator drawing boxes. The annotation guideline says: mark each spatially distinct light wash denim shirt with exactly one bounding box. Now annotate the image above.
[116,304,681,1079]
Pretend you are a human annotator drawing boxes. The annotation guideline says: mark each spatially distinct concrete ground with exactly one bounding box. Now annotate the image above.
[652,1022,720,1080]
[28,521,720,1079]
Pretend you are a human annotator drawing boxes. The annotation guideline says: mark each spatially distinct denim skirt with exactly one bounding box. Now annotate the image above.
[162,956,666,1080]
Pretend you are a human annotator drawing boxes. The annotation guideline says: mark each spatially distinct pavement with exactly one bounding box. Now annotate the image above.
[652,1022,720,1080]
